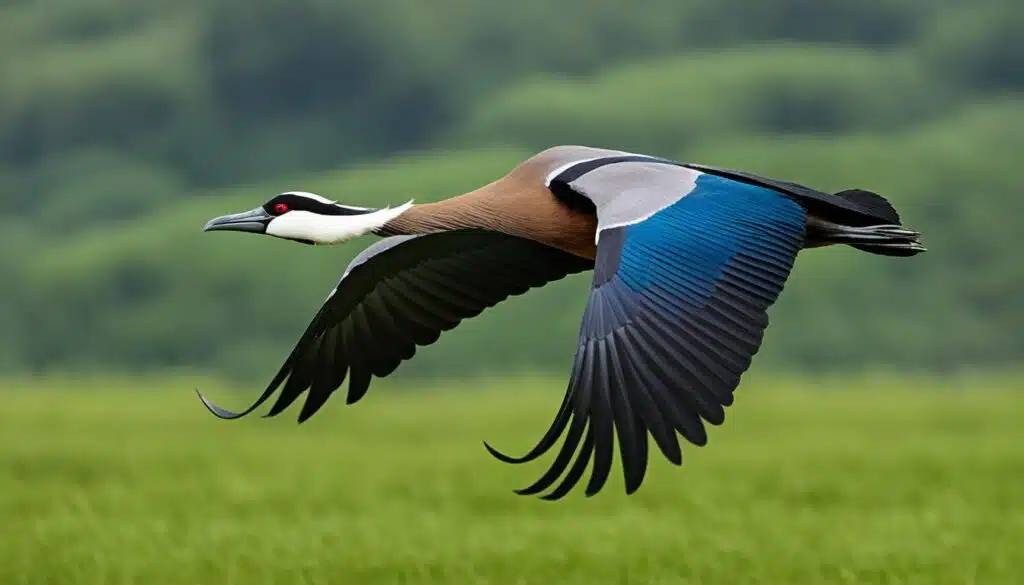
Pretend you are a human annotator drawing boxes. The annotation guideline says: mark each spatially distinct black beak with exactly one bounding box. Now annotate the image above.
[202,207,272,234]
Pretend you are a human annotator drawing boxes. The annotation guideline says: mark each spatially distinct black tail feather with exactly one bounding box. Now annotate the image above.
[850,241,925,257]
[814,189,924,256]
[811,220,926,257]
[834,189,901,225]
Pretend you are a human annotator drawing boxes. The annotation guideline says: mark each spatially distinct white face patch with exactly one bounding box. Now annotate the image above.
[266,201,413,245]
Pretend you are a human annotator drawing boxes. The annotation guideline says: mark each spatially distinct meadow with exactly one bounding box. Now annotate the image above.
[1,373,1021,584]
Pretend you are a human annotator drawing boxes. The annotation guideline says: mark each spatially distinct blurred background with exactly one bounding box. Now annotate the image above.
[0,0,1020,380]
[1,0,1022,583]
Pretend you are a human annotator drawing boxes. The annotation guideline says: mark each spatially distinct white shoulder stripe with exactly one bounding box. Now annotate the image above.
[544,157,605,187]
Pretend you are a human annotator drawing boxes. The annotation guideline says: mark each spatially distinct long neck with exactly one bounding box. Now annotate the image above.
[378,173,598,259]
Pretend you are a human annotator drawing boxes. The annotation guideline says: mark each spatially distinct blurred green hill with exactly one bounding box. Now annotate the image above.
[1,0,1021,379]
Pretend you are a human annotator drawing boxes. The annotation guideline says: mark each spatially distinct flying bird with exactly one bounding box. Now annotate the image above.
[197,145,925,499]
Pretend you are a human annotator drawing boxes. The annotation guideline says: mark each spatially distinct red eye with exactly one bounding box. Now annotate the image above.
[273,203,289,214]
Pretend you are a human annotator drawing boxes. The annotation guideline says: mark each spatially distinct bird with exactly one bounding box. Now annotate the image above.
[196,145,925,500]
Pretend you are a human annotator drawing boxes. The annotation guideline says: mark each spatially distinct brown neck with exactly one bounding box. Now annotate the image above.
[378,169,598,259]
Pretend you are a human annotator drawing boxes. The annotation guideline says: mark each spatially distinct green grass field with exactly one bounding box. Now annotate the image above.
[1,374,1021,584]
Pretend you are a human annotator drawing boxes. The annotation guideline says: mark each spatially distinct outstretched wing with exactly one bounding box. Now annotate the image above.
[486,155,807,499]
[197,229,593,422]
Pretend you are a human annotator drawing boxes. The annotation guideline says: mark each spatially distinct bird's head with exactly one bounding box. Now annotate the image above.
[202,191,412,245]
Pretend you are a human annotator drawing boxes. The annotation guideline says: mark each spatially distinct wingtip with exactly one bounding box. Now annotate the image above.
[482,440,528,464]
[194,388,247,420]
[482,440,508,460]
[482,437,561,465]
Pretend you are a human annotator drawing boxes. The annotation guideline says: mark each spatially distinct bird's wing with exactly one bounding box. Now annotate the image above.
[197,229,593,422]
[486,155,807,499]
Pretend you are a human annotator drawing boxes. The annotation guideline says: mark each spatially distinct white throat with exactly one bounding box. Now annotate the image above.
[266,201,413,244]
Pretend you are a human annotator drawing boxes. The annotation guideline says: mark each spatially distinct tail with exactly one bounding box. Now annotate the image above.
[809,189,926,257]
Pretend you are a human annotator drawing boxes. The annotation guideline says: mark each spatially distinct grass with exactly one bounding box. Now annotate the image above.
[0,373,1021,584]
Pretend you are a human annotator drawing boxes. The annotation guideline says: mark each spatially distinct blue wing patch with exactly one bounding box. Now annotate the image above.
[486,174,806,499]
[618,174,805,298]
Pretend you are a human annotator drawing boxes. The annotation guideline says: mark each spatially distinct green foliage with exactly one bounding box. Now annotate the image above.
[1,375,1022,583]
[679,0,936,47]
[917,1,1024,92]
[453,46,953,155]
[28,149,186,231]
[0,9,206,165]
